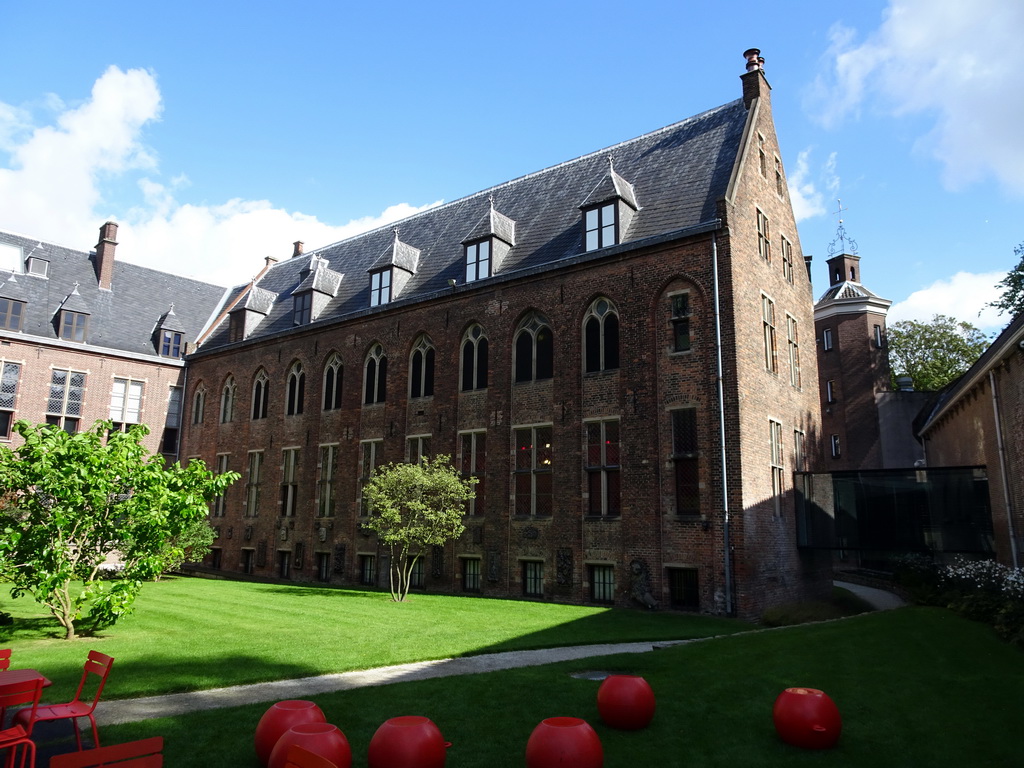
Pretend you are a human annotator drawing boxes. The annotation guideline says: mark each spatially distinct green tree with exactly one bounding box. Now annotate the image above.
[154,517,217,579]
[887,314,989,392]
[986,241,1024,319]
[0,421,239,639]
[362,455,476,602]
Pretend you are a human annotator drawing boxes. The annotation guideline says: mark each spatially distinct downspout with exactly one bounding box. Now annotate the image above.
[176,362,188,462]
[712,232,734,615]
[989,370,1019,567]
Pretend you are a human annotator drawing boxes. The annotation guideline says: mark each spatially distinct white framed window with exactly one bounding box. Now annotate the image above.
[757,208,771,263]
[286,361,305,416]
[585,419,620,517]
[322,353,343,411]
[770,419,784,517]
[212,454,230,517]
[370,269,392,307]
[359,439,383,515]
[826,380,836,403]
[280,447,300,517]
[406,434,431,463]
[0,361,21,440]
[317,444,337,518]
[162,386,182,454]
[670,292,692,353]
[109,377,144,430]
[831,434,841,458]
[46,368,86,433]
[460,324,489,392]
[252,369,269,420]
[823,327,834,351]
[220,376,235,424]
[589,564,615,604]
[514,425,553,516]
[409,335,434,399]
[786,314,800,388]
[781,235,793,283]
[293,292,312,326]
[762,294,777,373]
[465,240,491,282]
[245,450,263,517]
[462,557,481,592]
[459,430,486,516]
[522,560,544,597]
[513,312,553,383]
[757,133,767,177]
[584,203,617,251]
[583,297,619,373]
[794,429,806,473]
[363,344,387,405]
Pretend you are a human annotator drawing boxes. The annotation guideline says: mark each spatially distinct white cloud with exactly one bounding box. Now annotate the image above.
[788,148,839,223]
[0,67,441,287]
[807,0,1024,195]
[888,271,1006,332]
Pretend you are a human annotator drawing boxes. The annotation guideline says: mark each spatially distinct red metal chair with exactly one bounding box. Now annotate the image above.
[0,650,10,672]
[284,745,340,768]
[0,676,43,768]
[14,651,113,751]
[48,736,163,767]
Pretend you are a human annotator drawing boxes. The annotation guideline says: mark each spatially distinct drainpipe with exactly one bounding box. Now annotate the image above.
[712,232,734,615]
[989,370,1019,567]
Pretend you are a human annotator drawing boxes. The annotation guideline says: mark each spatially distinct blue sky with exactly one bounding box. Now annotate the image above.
[2,0,1021,333]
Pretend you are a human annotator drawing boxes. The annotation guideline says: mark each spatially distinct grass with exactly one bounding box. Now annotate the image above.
[0,576,744,701]
[760,586,875,626]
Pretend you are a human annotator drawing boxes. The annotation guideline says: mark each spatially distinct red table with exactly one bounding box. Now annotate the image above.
[0,669,52,688]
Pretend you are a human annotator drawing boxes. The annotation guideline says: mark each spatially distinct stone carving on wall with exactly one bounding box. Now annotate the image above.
[487,548,500,582]
[432,545,444,578]
[629,558,659,609]
[556,548,573,586]
[333,543,346,574]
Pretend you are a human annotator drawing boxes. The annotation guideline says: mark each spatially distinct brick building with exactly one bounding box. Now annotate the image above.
[181,50,829,619]
[0,222,226,457]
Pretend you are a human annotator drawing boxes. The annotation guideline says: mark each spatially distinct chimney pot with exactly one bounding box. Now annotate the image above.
[293,241,305,258]
[743,48,763,72]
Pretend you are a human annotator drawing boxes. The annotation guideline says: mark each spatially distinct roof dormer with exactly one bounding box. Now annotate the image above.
[228,285,275,342]
[292,255,343,325]
[368,230,419,307]
[154,304,186,358]
[55,283,91,343]
[461,197,516,283]
[578,158,639,253]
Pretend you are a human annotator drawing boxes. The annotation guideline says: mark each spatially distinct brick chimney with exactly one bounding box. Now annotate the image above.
[292,241,305,258]
[94,221,118,290]
[741,48,771,109]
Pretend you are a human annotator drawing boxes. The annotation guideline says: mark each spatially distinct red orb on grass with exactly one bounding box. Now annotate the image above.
[772,687,842,750]
[255,700,326,766]
[525,717,603,768]
[597,674,656,730]
[367,716,448,768]
[269,723,352,768]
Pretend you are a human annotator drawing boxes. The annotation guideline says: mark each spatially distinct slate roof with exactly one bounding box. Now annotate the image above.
[0,229,228,359]
[198,97,749,351]
[816,281,885,304]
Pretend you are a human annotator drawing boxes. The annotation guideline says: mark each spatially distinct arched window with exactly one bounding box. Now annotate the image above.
[364,344,387,405]
[252,369,269,420]
[192,385,206,425]
[583,298,620,373]
[461,324,489,391]
[514,312,553,383]
[286,361,305,416]
[409,335,435,399]
[220,376,235,423]
[322,353,343,411]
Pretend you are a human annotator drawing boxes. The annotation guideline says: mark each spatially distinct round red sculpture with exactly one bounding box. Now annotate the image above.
[269,723,351,768]
[772,687,842,750]
[597,674,656,730]
[255,700,327,766]
[367,716,448,768]
[525,717,603,768]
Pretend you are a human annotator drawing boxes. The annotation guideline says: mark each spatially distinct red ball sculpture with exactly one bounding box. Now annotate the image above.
[597,675,656,730]
[367,716,448,768]
[255,700,326,766]
[525,717,603,768]
[772,687,842,750]
[269,723,352,768]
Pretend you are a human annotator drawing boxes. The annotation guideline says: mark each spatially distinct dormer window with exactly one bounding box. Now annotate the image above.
[584,203,617,252]
[465,240,491,282]
[161,330,183,358]
[293,292,312,326]
[370,269,392,307]
[0,299,24,331]
[60,311,88,342]
[26,256,49,278]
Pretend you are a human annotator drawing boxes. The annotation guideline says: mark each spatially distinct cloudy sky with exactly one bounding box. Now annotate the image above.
[2,0,1021,332]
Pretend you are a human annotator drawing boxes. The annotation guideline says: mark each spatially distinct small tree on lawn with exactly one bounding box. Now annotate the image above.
[0,420,239,639]
[362,455,475,602]
[154,516,218,579]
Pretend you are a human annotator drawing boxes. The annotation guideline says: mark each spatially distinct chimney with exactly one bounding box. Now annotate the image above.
[94,221,118,290]
[741,48,771,109]
[292,241,305,258]
[265,255,279,268]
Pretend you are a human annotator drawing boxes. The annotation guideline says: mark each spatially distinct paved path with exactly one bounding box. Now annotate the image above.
[834,580,906,610]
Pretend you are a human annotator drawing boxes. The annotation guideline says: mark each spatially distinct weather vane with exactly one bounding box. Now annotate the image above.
[826,198,858,257]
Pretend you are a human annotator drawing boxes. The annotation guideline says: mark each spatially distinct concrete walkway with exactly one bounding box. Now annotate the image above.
[834,580,907,610]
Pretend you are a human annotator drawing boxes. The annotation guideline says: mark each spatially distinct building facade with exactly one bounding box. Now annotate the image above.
[181,51,828,619]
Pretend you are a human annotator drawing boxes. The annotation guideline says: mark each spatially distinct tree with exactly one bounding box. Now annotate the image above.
[154,517,217,579]
[362,455,476,602]
[0,421,239,639]
[887,314,989,392]
[986,241,1024,319]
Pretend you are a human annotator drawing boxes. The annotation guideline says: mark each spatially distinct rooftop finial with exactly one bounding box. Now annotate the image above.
[827,199,859,257]
[743,48,764,73]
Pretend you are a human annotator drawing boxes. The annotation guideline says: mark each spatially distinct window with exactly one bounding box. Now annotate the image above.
[522,561,544,597]
[0,299,24,331]
[278,550,291,580]
[465,240,491,282]
[757,133,767,177]
[317,552,331,583]
[322,353,343,411]
[461,324,489,391]
[281,448,299,517]
[584,203,617,251]
[160,330,183,358]
[781,235,793,284]
[668,567,699,610]
[0,362,21,439]
[762,295,777,373]
[243,549,255,574]
[826,380,836,403]
[757,208,771,263]
[162,387,182,454]
[359,554,377,586]
[408,557,424,589]
[370,269,392,307]
[192,386,206,425]
[583,298,619,373]
[26,257,48,277]
[212,454,229,517]
[874,324,884,348]
[409,335,435,399]
[359,439,383,515]
[293,292,312,326]
[770,419,784,517]
[462,558,481,592]
[671,408,699,516]
[317,444,337,517]
[775,156,784,196]
[822,327,834,351]
[786,314,800,388]
[831,434,841,458]
[585,419,620,516]
[245,450,263,517]
[46,369,85,433]
[220,376,235,423]
[671,293,691,353]
[407,434,431,463]
[460,431,486,516]
[60,311,88,342]
[286,362,305,416]
[589,564,615,604]
[364,344,387,405]
[252,370,269,419]
[794,430,806,472]
[109,377,143,430]
[514,313,553,383]
[229,313,244,343]
[514,425,552,516]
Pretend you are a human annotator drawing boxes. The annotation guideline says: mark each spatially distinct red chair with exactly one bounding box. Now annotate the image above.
[285,745,340,768]
[14,651,113,751]
[0,650,10,672]
[0,676,43,768]
[48,736,163,767]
